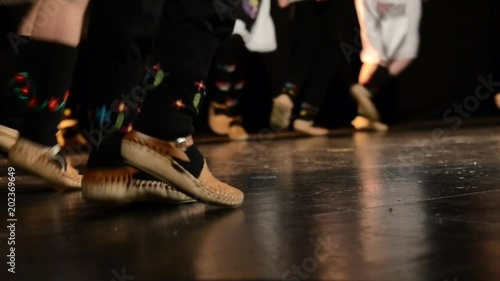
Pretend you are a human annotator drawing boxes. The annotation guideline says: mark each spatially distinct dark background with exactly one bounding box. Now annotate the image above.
[1,0,499,133]
[199,0,499,133]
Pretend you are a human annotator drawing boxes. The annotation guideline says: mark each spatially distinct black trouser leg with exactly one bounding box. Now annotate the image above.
[299,1,338,121]
[279,1,320,100]
[134,0,235,141]
[212,35,245,107]
[133,0,235,177]
[83,0,163,168]
[0,4,33,130]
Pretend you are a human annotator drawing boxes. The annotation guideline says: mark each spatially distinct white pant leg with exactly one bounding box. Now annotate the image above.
[355,0,385,64]
[391,0,421,60]
[356,0,422,63]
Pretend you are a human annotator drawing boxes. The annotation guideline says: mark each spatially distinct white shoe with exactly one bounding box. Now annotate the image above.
[270,94,294,130]
[351,115,388,132]
[293,119,329,136]
[0,125,19,153]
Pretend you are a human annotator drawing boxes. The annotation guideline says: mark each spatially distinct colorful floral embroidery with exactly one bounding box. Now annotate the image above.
[234,80,246,91]
[95,106,112,127]
[145,64,165,88]
[173,99,186,111]
[12,72,68,112]
[64,109,72,117]
[227,98,238,108]
[193,81,207,113]
[299,102,319,119]
[216,64,237,72]
[120,122,133,133]
[195,81,206,92]
[113,101,129,131]
[300,102,310,117]
[193,93,202,110]
[215,81,231,91]
[281,82,297,98]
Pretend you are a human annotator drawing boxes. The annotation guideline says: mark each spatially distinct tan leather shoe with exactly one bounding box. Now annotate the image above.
[82,166,195,204]
[121,130,244,207]
[351,115,389,132]
[8,138,82,189]
[0,125,19,153]
[495,93,500,110]
[228,124,249,141]
[293,119,329,136]
[208,103,232,135]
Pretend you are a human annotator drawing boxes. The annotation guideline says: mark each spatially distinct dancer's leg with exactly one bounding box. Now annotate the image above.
[0,2,38,153]
[351,0,420,126]
[271,0,319,130]
[293,0,337,136]
[209,35,245,136]
[121,0,244,207]
[8,0,90,189]
[80,0,195,204]
[227,46,250,141]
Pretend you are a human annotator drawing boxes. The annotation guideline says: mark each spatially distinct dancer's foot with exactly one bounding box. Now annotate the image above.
[351,115,388,132]
[121,130,244,207]
[0,125,19,153]
[82,129,194,204]
[208,102,232,135]
[228,118,249,141]
[271,94,294,130]
[8,138,82,189]
[228,124,249,141]
[82,166,195,204]
[293,119,329,136]
[350,84,381,121]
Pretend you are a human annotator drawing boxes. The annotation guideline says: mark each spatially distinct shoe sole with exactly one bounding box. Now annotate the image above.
[270,102,292,130]
[294,127,329,137]
[350,84,380,121]
[82,170,196,204]
[121,140,243,207]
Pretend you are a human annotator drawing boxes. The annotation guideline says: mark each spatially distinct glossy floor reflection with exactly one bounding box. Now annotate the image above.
[1,126,500,281]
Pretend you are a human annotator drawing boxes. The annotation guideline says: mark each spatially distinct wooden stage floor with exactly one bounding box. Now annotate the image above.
[0,123,499,281]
